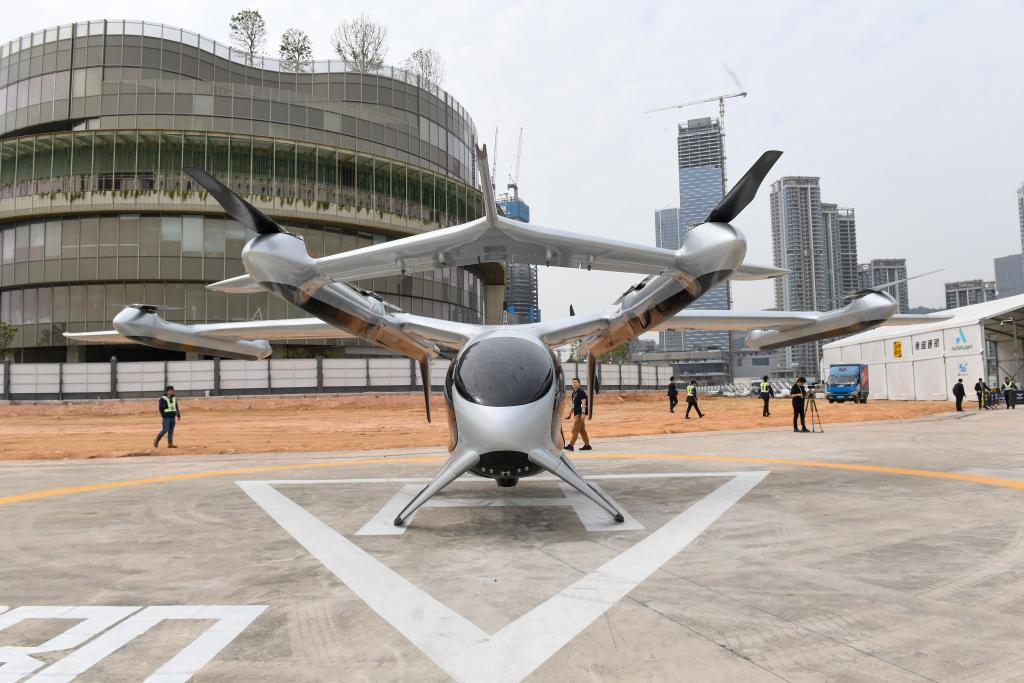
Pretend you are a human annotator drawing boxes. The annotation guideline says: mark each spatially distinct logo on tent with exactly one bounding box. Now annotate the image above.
[951,327,974,352]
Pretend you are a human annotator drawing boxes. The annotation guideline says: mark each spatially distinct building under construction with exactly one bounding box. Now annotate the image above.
[497,192,541,324]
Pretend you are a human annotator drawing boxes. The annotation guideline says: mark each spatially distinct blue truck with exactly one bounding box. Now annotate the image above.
[825,364,870,404]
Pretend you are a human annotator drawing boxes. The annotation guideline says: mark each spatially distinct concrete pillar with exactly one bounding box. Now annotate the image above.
[365,358,371,391]
[266,359,272,394]
[316,356,323,393]
[2,357,10,400]
[58,362,64,400]
[213,357,221,396]
[110,356,118,399]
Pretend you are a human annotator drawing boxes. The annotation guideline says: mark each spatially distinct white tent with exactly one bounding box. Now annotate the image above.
[821,293,1024,401]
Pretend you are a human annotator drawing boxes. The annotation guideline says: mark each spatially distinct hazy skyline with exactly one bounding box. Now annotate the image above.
[5,0,1022,323]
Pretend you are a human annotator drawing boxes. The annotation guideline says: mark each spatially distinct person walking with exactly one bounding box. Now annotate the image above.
[1003,377,1018,410]
[564,377,592,451]
[667,376,679,413]
[758,375,775,417]
[791,376,809,433]
[974,378,989,410]
[952,378,966,412]
[684,379,704,419]
[154,385,181,448]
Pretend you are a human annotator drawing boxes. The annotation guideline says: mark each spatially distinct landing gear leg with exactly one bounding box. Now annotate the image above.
[528,448,624,522]
[393,450,479,526]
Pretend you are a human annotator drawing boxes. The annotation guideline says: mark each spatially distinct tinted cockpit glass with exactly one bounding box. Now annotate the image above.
[453,337,554,407]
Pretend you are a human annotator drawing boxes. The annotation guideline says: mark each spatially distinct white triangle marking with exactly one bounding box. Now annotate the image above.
[238,471,768,682]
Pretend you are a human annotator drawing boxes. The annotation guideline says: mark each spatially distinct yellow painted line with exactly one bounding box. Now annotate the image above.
[1,451,1021,509]
[0,455,446,507]
[578,453,1024,491]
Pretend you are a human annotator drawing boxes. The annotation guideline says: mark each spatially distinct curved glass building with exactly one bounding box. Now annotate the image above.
[0,20,498,361]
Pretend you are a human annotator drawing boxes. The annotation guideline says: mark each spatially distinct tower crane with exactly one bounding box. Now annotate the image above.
[644,91,747,192]
[507,127,524,199]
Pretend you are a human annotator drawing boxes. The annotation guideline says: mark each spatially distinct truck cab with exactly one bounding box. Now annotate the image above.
[826,364,869,404]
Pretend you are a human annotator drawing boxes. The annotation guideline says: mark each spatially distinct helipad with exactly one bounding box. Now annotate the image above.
[1,411,1022,681]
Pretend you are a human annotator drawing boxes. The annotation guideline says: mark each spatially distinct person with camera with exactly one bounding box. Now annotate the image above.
[790,376,810,433]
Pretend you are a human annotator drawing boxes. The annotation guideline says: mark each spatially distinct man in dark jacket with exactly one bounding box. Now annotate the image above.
[790,377,809,433]
[154,385,181,448]
[952,378,966,412]
[974,378,989,410]
[667,376,679,413]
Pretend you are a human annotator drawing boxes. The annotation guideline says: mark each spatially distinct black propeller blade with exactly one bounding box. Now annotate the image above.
[114,303,182,314]
[569,305,576,317]
[704,150,783,224]
[184,167,287,235]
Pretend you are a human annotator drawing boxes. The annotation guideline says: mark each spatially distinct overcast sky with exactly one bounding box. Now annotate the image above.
[6,1,1023,321]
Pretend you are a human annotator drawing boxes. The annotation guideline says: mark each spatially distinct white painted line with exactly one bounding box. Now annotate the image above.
[238,470,769,683]
[356,484,637,536]
[0,606,140,681]
[28,605,266,683]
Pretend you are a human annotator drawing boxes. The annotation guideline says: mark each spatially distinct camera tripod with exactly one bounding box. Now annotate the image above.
[805,391,823,433]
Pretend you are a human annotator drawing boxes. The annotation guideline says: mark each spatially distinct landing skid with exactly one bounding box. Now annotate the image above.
[392,448,624,526]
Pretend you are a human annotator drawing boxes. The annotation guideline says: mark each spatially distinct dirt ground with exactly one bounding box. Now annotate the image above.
[0,392,955,461]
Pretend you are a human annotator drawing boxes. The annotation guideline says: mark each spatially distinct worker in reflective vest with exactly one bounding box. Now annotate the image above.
[1002,378,1017,410]
[759,375,775,417]
[154,385,182,448]
[685,380,704,419]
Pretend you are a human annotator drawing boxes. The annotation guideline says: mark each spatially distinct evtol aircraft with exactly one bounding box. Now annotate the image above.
[67,147,950,525]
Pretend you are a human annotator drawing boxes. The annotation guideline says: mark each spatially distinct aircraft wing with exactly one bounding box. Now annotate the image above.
[65,314,481,350]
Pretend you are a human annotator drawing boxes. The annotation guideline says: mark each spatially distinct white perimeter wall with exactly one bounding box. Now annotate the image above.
[821,323,985,401]
[1,359,679,398]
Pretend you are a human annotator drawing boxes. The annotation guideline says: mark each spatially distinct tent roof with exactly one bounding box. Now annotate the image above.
[822,293,1024,349]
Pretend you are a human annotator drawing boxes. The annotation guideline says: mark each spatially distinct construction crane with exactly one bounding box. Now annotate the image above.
[643,91,747,192]
[507,127,524,199]
[491,127,499,191]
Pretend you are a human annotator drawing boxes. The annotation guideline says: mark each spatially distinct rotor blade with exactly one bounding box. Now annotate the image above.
[843,268,945,300]
[184,167,286,235]
[569,304,576,317]
[419,360,432,424]
[704,150,783,223]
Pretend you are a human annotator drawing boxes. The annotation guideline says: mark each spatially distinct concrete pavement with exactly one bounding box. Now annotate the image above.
[1,409,1022,681]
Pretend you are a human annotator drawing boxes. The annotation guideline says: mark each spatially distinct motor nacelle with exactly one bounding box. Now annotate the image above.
[113,307,271,360]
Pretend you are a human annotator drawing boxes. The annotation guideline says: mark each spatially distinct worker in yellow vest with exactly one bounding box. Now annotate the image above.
[154,385,182,448]
[684,379,704,419]
[758,375,776,417]
[1002,377,1018,410]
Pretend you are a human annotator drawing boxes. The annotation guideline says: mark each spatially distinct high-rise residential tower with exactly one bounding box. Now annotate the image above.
[857,259,909,312]
[822,204,859,302]
[945,280,997,309]
[769,176,830,377]
[677,117,730,352]
[653,207,683,351]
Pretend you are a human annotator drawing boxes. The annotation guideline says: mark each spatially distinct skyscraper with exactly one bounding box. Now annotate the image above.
[497,193,540,324]
[857,259,909,312]
[994,253,1024,298]
[654,207,683,351]
[770,176,830,376]
[822,204,859,302]
[677,117,730,352]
